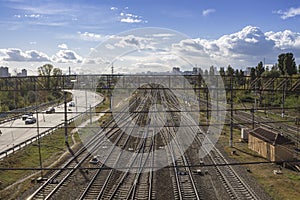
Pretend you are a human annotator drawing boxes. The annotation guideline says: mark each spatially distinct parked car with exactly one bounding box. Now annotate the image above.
[69,102,75,107]
[25,116,36,124]
[46,107,55,114]
[22,113,33,120]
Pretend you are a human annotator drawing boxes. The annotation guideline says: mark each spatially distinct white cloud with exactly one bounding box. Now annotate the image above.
[202,9,215,16]
[58,43,68,49]
[0,48,50,62]
[113,35,154,49]
[24,14,41,18]
[265,30,300,49]
[172,26,278,67]
[0,48,84,64]
[77,31,105,41]
[275,7,300,19]
[110,7,118,11]
[152,33,174,37]
[51,50,82,63]
[120,17,142,23]
[119,12,144,23]
[3,26,300,73]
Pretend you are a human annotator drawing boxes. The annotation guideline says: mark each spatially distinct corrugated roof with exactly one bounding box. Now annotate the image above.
[249,127,293,145]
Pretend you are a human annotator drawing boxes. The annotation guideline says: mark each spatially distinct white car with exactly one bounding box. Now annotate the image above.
[22,113,33,120]
[25,116,36,124]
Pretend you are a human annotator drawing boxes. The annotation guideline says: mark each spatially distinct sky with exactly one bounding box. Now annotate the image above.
[0,0,300,74]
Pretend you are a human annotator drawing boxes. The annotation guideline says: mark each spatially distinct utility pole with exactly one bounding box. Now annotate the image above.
[251,106,255,129]
[198,73,201,126]
[229,76,233,147]
[206,88,209,124]
[296,118,299,155]
[64,92,68,146]
[281,80,286,118]
[35,79,43,178]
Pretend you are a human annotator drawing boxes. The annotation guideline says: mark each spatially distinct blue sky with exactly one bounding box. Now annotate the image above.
[0,0,300,74]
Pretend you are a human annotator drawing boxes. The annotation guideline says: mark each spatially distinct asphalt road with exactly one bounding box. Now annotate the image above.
[0,90,103,154]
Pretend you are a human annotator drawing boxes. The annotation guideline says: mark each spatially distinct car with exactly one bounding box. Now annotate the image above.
[89,155,100,164]
[69,102,75,107]
[25,116,36,124]
[22,113,33,120]
[46,107,55,114]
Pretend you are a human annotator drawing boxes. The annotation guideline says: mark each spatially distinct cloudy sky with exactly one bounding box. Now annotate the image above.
[0,0,300,74]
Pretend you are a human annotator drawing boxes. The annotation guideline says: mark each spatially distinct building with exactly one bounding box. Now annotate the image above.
[172,67,181,73]
[248,127,294,162]
[17,69,27,77]
[0,66,10,77]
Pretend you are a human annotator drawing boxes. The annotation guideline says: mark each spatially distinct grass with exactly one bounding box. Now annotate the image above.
[218,125,300,200]
[0,121,81,199]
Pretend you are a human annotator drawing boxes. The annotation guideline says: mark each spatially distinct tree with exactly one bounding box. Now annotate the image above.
[219,67,225,76]
[238,69,246,85]
[271,63,278,71]
[250,67,256,81]
[209,66,215,76]
[38,64,62,89]
[278,53,297,76]
[38,64,54,89]
[256,61,265,77]
[52,67,63,89]
[284,53,297,75]
[226,65,234,76]
[278,53,285,75]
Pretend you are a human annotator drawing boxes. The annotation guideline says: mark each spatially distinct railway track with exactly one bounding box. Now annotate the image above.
[26,126,119,200]
[195,130,260,200]
[27,82,264,200]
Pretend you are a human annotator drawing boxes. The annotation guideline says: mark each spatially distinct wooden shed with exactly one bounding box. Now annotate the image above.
[248,127,294,162]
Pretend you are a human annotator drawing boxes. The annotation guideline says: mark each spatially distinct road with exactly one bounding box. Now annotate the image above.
[0,90,103,154]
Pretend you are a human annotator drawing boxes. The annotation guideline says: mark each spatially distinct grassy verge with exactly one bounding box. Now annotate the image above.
[218,125,300,200]
[0,123,81,199]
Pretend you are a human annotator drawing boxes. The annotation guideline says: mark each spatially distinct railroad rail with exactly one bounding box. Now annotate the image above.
[26,82,266,200]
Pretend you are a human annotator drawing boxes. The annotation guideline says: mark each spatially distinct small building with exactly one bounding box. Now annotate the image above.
[248,127,294,162]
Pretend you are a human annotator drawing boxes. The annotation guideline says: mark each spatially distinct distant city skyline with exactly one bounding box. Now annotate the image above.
[0,0,300,74]
[0,66,27,77]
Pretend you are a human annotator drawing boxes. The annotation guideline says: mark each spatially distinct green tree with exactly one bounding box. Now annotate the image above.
[238,69,246,85]
[51,67,63,89]
[38,64,54,89]
[226,65,234,76]
[256,61,265,77]
[219,67,225,76]
[278,53,297,76]
[38,64,63,89]
[250,67,256,81]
